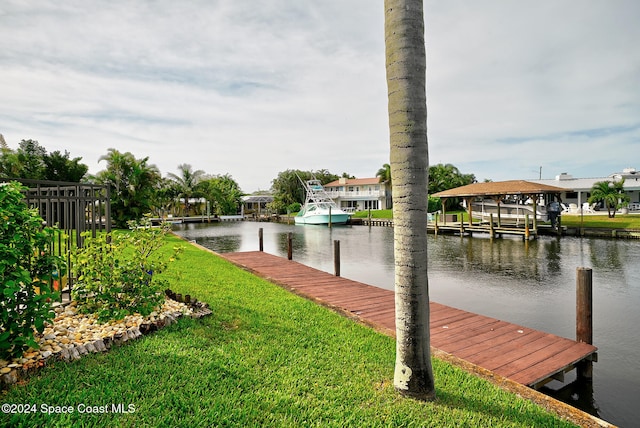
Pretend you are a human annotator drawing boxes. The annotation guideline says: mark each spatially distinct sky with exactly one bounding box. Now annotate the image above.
[1,0,639,193]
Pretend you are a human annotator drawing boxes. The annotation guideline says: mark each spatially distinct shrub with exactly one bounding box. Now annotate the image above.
[0,181,65,360]
[71,217,183,323]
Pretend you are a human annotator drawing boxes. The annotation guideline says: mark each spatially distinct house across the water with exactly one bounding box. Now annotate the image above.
[323,177,392,212]
[532,167,640,212]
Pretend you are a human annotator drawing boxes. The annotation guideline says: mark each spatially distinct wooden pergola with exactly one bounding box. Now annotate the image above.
[433,180,567,229]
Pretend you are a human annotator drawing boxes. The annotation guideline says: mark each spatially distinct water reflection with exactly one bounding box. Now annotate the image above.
[541,377,600,418]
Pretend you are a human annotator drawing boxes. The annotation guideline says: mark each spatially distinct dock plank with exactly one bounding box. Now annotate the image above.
[220,251,597,388]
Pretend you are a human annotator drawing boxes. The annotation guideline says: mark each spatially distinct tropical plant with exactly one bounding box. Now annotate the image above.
[42,150,89,182]
[199,174,243,216]
[166,164,206,216]
[71,217,183,323]
[0,139,89,182]
[376,163,392,185]
[428,163,476,210]
[0,181,65,359]
[270,169,341,212]
[384,0,435,400]
[93,148,161,228]
[588,179,630,218]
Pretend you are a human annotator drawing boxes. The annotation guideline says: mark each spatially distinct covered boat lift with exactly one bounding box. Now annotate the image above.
[432,180,567,239]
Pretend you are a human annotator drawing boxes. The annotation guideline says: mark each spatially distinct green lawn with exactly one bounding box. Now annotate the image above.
[0,235,577,427]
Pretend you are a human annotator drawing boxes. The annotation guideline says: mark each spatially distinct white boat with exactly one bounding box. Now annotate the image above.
[471,200,548,223]
[295,179,351,225]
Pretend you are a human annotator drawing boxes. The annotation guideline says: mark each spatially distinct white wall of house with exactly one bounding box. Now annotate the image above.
[533,167,640,212]
[324,178,392,212]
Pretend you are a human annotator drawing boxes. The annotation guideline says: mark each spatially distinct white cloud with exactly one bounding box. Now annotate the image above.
[1,0,638,191]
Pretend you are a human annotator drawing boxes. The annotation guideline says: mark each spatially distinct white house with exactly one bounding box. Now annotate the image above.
[532,167,640,212]
[324,177,392,212]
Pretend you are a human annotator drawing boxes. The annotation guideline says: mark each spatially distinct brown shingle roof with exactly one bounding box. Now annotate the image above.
[432,180,567,198]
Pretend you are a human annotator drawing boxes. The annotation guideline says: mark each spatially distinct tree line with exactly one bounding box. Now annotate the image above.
[0,138,242,228]
[1,136,479,226]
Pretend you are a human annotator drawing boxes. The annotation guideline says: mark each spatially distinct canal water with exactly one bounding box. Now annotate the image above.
[174,221,639,426]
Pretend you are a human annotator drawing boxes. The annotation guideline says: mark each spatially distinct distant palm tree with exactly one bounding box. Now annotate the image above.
[376,163,392,185]
[167,164,206,216]
[385,0,435,400]
[588,179,630,218]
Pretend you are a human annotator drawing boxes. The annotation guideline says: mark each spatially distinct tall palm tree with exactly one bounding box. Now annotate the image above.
[385,0,435,400]
[167,164,206,216]
[588,179,630,218]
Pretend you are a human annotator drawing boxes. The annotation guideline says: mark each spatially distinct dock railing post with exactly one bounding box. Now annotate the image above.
[577,267,594,379]
[287,232,293,260]
[334,240,340,276]
[259,228,264,252]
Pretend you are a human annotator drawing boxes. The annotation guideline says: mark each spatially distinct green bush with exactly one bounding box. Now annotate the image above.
[71,217,183,323]
[0,181,65,360]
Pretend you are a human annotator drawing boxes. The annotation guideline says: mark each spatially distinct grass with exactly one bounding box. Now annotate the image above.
[352,209,393,219]
[558,214,640,229]
[0,235,577,427]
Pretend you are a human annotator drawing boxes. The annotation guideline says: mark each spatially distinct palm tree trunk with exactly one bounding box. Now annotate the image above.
[385,0,435,400]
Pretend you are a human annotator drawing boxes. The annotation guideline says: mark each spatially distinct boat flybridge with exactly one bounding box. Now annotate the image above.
[295,179,351,225]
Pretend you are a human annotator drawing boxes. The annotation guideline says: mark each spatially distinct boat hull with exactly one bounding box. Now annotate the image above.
[294,213,350,225]
[471,202,547,222]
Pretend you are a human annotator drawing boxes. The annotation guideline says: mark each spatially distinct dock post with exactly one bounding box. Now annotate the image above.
[287,232,293,260]
[434,213,439,236]
[525,214,530,240]
[489,214,495,238]
[334,240,340,276]
[328,206,332,228]
[576,267,593,379]
[259,228,264,252]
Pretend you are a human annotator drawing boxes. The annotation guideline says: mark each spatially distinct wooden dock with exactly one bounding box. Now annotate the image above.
[220,251,597,389]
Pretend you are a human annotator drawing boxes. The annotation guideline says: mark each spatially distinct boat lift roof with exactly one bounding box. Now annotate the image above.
[433,180,567,199]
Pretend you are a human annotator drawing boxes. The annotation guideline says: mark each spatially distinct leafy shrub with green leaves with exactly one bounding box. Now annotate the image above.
[72,217,183,322]
[0,181,65,360]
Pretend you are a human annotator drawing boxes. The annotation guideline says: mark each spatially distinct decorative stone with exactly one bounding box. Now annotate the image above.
[69,346,80,360]
[2,371,17,385]
[58,348,71,361]
[1,294,210,388]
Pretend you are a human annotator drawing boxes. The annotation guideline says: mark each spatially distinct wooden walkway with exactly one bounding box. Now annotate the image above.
[221,251,597,389]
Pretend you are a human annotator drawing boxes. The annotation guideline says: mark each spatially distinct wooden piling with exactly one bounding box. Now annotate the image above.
[334,240,340,277]
[287,232,293,260]
[576,267,593,379]
[576,267,593,344]
[328,206,332,228]
[489,213,495,238]
[259,228,263,252]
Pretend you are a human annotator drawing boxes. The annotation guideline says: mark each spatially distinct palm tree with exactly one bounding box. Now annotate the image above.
[384,0,435,400]
[95,148,161,227]
[167,164,206,216]
[588,179,630,218]
[376,163,392,184]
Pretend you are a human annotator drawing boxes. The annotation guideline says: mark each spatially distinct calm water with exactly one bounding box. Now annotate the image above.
[174,221,640,426]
